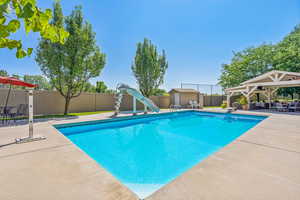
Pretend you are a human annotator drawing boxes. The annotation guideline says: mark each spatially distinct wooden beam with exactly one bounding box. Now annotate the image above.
[278,73,286,81]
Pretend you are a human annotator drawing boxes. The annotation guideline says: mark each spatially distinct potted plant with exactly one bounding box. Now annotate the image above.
[239,96,248,110]
[221,101,227,109]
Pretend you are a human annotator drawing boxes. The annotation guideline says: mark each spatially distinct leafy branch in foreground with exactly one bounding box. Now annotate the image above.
[0,0,69,58]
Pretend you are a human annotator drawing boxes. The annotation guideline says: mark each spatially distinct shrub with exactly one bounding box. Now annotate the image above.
[221,102,227,109]
[239,96,248,105]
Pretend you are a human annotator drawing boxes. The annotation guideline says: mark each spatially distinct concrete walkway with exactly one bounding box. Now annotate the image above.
[0,110,300,200]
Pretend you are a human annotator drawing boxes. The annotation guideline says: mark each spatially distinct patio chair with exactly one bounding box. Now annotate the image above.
[289,102,300,112]
[187,100,194,109]
[275,103,288,112]
[0,106,5,124]
[232,102,241,110]
[10,104,28,123]
[192,100,201,109]
[169,104,182,111]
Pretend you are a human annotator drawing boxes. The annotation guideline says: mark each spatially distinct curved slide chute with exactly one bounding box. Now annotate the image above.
[115,84,160,114]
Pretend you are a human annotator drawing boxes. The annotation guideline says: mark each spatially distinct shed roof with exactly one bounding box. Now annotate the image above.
[169,88,199,93]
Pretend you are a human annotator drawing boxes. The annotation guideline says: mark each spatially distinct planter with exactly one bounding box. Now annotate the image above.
[242,104,249,110]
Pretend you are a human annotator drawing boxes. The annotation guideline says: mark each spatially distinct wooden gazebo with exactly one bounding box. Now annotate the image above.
[225,70,300,108]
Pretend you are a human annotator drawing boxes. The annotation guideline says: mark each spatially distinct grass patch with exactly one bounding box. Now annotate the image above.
[2,110,113,121]
[204,106,222,108]
[68,110,113,116]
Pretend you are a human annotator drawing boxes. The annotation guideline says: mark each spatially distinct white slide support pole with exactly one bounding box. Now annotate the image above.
[133,96,137,115]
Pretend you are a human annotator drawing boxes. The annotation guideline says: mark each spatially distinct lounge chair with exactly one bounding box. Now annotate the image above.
[170,104,182,111]
[187,100,195,109]
[274,103,288,112]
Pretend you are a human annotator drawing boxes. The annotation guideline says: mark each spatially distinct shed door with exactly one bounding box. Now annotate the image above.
[174,93,180,105]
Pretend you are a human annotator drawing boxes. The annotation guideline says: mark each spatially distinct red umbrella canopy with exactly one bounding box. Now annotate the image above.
[0,76,37,88]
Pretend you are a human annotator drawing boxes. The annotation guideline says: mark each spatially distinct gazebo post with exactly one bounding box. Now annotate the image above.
[246,94,251,110]
[264,88,273,109]
[226,92,232,108]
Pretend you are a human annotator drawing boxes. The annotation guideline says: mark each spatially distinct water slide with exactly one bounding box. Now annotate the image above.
[117,84,160,113]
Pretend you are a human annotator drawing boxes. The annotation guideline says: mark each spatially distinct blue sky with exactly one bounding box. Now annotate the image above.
[1,0,299,91]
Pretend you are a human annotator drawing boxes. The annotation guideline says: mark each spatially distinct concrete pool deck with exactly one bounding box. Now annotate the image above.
[0,109,300,200]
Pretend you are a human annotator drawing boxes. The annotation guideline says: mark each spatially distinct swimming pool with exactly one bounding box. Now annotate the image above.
[55,111,266,198]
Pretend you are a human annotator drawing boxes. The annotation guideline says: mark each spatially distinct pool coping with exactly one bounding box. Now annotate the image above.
[1,109,300,200]
[54,110,268,198]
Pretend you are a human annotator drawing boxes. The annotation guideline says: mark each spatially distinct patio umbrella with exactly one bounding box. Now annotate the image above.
[0,76,36,111]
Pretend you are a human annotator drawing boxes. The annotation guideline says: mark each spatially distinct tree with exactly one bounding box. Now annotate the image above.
[0,69,9,88]
[95,81,107,93]
[83,82,96,93]
[23,75,51,90]
[0,69,8,76]
[36,2,105,114]
[0,0,69,58]
[153,88,168,96]
[219,24,300,98]
[219,44,275,88]
[274,25,300,96]
[11,73,20,79]
[106,89,116,94]
[274,25,300,72]
[132,38,168,97]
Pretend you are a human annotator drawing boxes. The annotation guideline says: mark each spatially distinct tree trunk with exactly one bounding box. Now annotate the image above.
[64,97,71,115]
[256,93,260,102]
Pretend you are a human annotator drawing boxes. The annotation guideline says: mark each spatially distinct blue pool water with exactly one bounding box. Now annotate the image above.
[56,111,266,198]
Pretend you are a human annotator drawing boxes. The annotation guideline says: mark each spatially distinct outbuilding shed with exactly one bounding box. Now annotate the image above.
[169,88,201,107]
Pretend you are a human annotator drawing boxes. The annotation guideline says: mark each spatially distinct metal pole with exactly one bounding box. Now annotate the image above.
[28,90,33,138]
[210,85,213,106]
[15,89,46,144]
[4,84,12,111]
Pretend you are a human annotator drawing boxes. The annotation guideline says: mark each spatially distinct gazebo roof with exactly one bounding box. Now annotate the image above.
[241,70,300,85]
[226,70,300,95]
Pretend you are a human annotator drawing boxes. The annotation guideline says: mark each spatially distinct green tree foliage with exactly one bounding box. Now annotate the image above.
[132,38,168,97]
[35,2,106,114]
[11,73,20,79]
[219,24,300,97]
[95,81,107,93]
[219,44,275,88]
[152,88,168,96]
[0,69,8,76]
[0,0,69,58]
[274,25,300,72]
[83,82,96,93]
[23,74,51,90]
[0,69,8,88]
